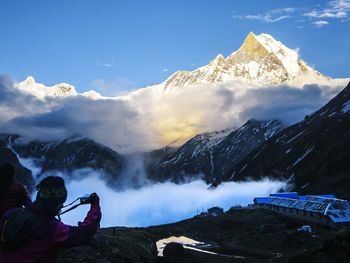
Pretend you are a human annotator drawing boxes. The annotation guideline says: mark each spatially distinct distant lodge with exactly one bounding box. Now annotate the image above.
[207,207,224,217]
[254,192,350,228]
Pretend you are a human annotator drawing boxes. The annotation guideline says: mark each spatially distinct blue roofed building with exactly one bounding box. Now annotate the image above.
[253,192,350,228]
[270,192,300,199]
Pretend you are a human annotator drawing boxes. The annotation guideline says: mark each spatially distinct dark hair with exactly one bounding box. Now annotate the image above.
[0,163,15,198]
[35,176,68,216]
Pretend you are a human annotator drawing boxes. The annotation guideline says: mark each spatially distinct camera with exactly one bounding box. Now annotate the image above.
[79,193,96,204]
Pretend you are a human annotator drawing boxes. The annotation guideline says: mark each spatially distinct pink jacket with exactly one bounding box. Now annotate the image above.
[0,202,101,263]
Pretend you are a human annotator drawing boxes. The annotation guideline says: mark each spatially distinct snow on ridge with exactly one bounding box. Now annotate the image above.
[285,131,305,144]
[189,128,236,159]
[255,33,300,76]
[262,120,282,140]
[16,76,78,98]
[292,146,315,167]
[15,76,110,100]
[205,127,236,148]
[341,100,350,113]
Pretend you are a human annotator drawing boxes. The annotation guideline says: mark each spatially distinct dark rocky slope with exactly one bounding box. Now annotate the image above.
[0,139,34,192]
[226,82,350,199]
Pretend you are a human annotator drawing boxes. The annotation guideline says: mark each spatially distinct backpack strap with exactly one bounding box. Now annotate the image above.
[0,207,44,251]
[1,220,8,243]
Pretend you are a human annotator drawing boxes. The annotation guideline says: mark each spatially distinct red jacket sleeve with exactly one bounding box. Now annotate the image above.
[52,203,102,248]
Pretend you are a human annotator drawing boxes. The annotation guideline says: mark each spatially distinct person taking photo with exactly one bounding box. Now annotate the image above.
[0,176,102,263]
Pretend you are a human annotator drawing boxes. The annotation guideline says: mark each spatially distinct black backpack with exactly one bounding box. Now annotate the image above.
[0,207,41,251]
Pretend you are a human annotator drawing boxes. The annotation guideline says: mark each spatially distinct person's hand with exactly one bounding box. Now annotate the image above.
[89,193,100,206]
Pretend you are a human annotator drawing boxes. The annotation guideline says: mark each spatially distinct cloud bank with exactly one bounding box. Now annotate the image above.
[127,80,345,146]
[0,75,347,153]
[0,75,157,152]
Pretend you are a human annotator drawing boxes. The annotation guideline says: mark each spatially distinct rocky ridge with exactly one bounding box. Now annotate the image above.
[0,137,34,192]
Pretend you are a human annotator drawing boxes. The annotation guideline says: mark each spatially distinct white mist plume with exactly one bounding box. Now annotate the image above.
[14,155,285,227]
[60,171,285,227]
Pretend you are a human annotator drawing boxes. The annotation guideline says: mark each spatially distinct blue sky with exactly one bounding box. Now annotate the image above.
[0,0,349,94]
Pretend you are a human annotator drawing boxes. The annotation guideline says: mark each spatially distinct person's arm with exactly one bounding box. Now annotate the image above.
[52,194,102,248]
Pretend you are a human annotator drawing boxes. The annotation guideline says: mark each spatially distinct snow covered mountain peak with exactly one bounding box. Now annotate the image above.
[237,32,270,58]
[234,32,302,77]
[163,32,326,89]
[17,76,78,98]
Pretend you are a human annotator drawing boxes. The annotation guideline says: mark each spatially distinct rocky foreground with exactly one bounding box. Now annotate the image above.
[59,208,350,263]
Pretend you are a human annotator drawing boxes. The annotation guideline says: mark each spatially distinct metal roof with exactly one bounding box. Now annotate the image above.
[269,197,329,214]
[270,192,299,199]
[254,197,271,204]
[254,192,350,224]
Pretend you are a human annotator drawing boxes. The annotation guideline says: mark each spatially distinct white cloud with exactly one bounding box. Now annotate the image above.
[232,7,296,23]
[162,68,169,72]
[274,7,297,13]
[245,14,290,23]
[303,0,350,26]
[304,9,347,18]
[96,60,114,68]
[312,20,330,27]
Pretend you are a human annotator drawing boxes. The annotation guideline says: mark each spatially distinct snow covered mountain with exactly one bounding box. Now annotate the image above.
[146,119,283,184]
[0,135,125,189]
[16,32,339,100]
[162,32,326,89]
[16,76,106,100]
[16,76,78,98]
[9,32,349,157]
[227,81,350,199]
